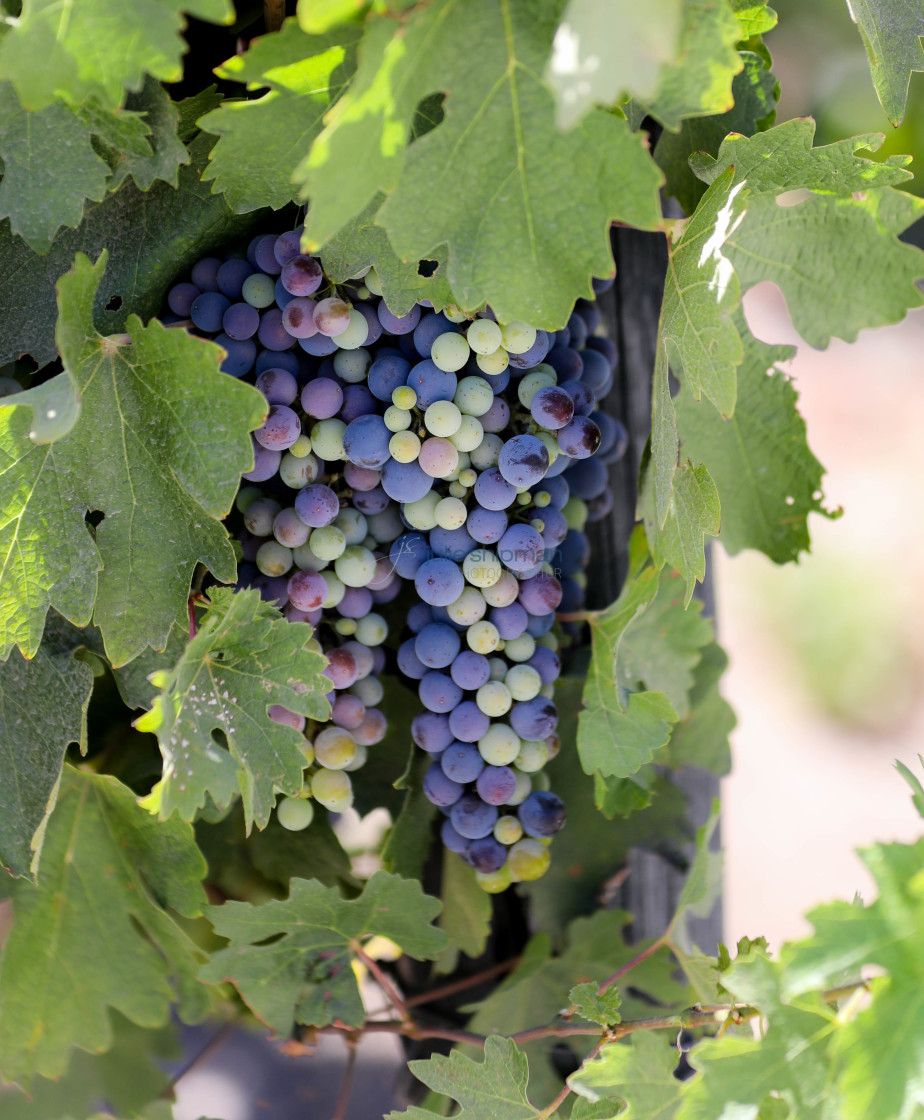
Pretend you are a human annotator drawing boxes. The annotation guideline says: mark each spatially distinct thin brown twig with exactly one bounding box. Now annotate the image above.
[597,936,666,995]
[264,0,285,31]
[538,1037,606,1120]
[354,945,411,1021]
[331,1041,358,1120]
[161,1021,236,1098]
[404,957,521,1009]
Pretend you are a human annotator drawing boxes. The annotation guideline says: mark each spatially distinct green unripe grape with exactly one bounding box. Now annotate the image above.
[516,493,532,507]
[280,452,320,489]
[256,540,292,577]
[453,375,494,417]
[458,467,478,488]
[335,618,358,636]
[334,544,377,587]
[537,631,559,651]
[443,304,469,324]
[482,571,519,608]
[276,796,315,831]
[355,613,388,646]
[351,676,384,705]
[515,738,549,772]
[449,481,468,499]
[354,285,370,300]
[435,496,468,530]
[477,722,520,764]
[494,815,523,845]
[563,497,588,531]
[446,587,487,626]
[404,490,440,531]
[533,769,552,792]
[301,740,315,766]
[425,399,462,437]
[536,430,559,466]
[314,727,358,770]
[476,680,513,718]
[476,346,509,375]
[310,418,346,461]
[311,768,354,811]
[505,634,535,663]
[332,308,369,350]
[506,665,542,702]
[534,490,551,508]
[467,620,500,654]
[508,838,550,881]
[342,744,368,771]
[333,346,371,382]
[335,508,367,544]
[431,332,470,372]
[450,415,484,454]
[293,541,327,571]
[242,272,276,308]
[488,657,507,681]
[476,863,513,893]
[470,433,503,470]
[393,384,418,409]
[467,317,503,355]
[389,430,421,463]
[365,267,383,296]
[384,405,412,432]
[507,770,532,806]
[236,485,263,515]
[311,525,347,562]
[288,434,313,458]
[321,571,346,609]
[243,496,281,537]
[500,321,537,355]
[574,572,587,590]
[518,369,556,408]
[463,549,502,588]
[540,683,556,699]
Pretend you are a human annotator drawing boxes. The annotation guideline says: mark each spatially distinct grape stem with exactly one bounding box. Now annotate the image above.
[160,1020,235,1099]
[264,0,284,31]
[555,610,598,623]
[330,1039,358,1120]
[403,957,521,1008]
[353,943,411,1022]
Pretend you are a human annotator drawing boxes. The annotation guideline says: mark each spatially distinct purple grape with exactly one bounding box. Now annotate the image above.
[167,282,199,316]
[299,332,339,357]
[258,308,296,351]
[429,525,475,563]
[355,303,383,346]
[498,523,545,574]
[467,506,508,544]
[415,622,462,668]
[476,765,518,806]
[415,558,464,607]
[413,312,457,358]
[518,791,566,838]
[216,334,256,377]
[294,484,340,527]
[419,670,463,713]
[474,468,516,511]
[274,229,302,266]
[565,457,608,500]
[593,412,628,461]
[390,532,431,579]
[282,297,318,339]
[498,434,550,488]
[579,347,612,396]
[275,277,295,308]
[253,574,288,606]
[586,333,617,363]
[535,506,568,548]
[567,312,588,350]
[191,257,221,291]
[398,639,428,680]
[253,236,282,275]
[281,255,323,296]
[407,603,434,633]
[450,792,498,839]
[255,405,301,451]
[344,463,381,492]
[217,259,253,299]
[352,486,389,515]
[406,360,457,408]
[468,835,507,873]
[255,367,298,405]
[510,696,558,740]
[450,650,491,690]
[424,764,464,807]
[528,646,561,686]
[541,476,570,509]
[222,302,260,340]
[190,291,230,333]
[480,396,510,433]
[243,439,281,482]
[546,346,583,381]
[338,587,374,618]
[301,377,344,419]
[508,330,551,369]
[441,742,485,784]
[489,602,528,640]
[448,700,490,742]
[381,458,433,503]
[368,353,411,402]
[558,416,601,459]
[378,302,422,335]
[441,819,471,854]
[256,349,300,376]
[480,367,510,393]
[530,385,574,430]
[518,572,563,616]
[559,379,595,417]
[343,415,392,470]
[526,611,554,637]
[413,711,454,754]
[287,569,327,611]
[341,384,378,423]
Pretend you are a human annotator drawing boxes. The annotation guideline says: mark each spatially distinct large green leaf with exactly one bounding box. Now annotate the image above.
[385,1037,540,1120]
[138,587,331,831]
[570,1033,684,1120]
[0,133,262,368]
[200,871,446,1033]
[667,642,734,776]
[544,0,685,128]
[200,20,359,213]
[0,768,208,1083]
[0,83,151,253]
[301,0,663,327]
[0,252,265,665]
[0,0,234,112]
[848,0,924,125]
[0,615,94,879]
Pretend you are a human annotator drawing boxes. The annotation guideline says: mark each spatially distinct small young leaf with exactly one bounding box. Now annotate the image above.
[138,587,331,831]
[0,768,208,1084]
[200,871,446,1033]
[569,981,622,1027]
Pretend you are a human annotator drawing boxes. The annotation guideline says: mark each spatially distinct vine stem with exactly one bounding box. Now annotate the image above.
[537,1038,606,1120]
[331,1041,358,1120]
[354,945,411,1022]
[555,610,598,623]
[597,936,666,995]
[160,1021,235,1098]
[404,957,521,1009]
[264,0,285,32]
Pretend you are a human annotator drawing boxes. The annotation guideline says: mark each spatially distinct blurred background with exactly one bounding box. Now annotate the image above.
[721,0,924,949]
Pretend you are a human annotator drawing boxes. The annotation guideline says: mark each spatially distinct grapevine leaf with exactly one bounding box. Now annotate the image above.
[0,615,94,879]
[570,1101,624,1120]
[200,20,359,213]
[0,252,266,664]
[0,0,234,112]
[302,0,663,326]
[0,83,151,253]
[895,756,924,818]
[675,323,830,562]
[570,1033,683,1120]
[568,981,622,1027]
[731,1,778,38]
[690,120,924,347]
[0,768,208,1083]
[783,839,924,1120]
[617,568,713,718]
[667,642,735,776]
[544,0,685,128]
[848,0,924,125]
[319,195,453,316]
[646,0,745,130]
[0,134,263,368]
[436,850,492,971]
[176,87,225,141]
[108,78,188,192]
[107,622,188,711]
[385,1037,538,1120]
[200,871,446,1033]
[679,954,842,1120]
[669,800,722,950]
[138,587,331,831]
[297,0,368,33]
[655,51,779,215]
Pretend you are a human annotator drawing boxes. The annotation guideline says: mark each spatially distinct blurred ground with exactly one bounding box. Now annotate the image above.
[720,283,924,949]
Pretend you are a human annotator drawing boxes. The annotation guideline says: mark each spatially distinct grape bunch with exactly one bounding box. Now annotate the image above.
[166,227,624,890]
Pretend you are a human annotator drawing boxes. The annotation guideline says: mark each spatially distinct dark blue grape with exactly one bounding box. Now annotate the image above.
[390,532,431,579]
[468,835,507,872]
[168,282,199,316]
[558,415,601,459]
[474,468,516,511]
[518,791,566,837]
[407,359,457,407]
[382,458,433,503]
[223,301,260,340]
[343,415,392,469]
[424,764,464,807]
[441,742,485,784]
[253,236,282,275]
[352,486,390,515]
[450,792,498,839]
[190,291,230,333]
[448,700,490,742]
[415,622,462,668]
[413,711,454,754]
[498,434,549,487]
[398,639,428,680]
[546,346,583,381]
[419,670,464,713]
[258,308,296,351]
[415,558,464,606]
[429,525,475,563]
[476,765,518,806]
[378,302,422,335]
[489,603,528,640]
[368,353,411,401]
[510,696,558,740]
[217,258,253,299]
[564,457,608,500]
[449,650,491,690]
[216,334,257,377]
[441,818,472,854]
[191,257,221,291]
[413,312,457,358]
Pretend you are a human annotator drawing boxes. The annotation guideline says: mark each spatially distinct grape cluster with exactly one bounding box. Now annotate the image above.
[167,227,624,889]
